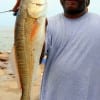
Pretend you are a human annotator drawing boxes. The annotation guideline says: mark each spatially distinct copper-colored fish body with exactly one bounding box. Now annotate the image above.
[14,0,47,99]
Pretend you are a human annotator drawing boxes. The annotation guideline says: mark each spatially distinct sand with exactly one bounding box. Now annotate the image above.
[0,52,43,100]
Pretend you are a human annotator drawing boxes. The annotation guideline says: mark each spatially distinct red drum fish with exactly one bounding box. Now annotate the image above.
[14,0,47,99]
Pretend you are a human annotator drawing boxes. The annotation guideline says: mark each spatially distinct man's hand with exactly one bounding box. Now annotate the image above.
[12,0,20,16]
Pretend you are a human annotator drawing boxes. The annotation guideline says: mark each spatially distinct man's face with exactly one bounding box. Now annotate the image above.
[60,0,88,15]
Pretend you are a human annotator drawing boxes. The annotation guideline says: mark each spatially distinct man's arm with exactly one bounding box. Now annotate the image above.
[39,43,45,63]
[12,0,21,12]
[39,19,48,63]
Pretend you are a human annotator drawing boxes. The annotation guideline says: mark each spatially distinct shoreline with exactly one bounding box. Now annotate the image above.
[0,52,43,100]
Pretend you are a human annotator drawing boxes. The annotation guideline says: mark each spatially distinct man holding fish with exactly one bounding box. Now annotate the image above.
[13,0,100,100]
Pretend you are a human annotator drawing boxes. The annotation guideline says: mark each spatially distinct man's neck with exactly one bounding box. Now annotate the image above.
[64,8,88,19]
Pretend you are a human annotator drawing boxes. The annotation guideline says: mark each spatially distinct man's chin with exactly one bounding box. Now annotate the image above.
[64,9,85,15]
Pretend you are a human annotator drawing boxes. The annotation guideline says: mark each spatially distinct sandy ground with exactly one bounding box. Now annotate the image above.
[0,52,43,100]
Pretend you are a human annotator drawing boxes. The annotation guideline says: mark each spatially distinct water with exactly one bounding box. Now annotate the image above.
[0,29,14,52]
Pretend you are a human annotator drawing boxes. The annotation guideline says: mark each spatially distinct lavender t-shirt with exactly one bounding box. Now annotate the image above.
[40,12,100,100]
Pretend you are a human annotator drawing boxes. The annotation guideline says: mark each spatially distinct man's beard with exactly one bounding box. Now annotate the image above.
[63,1,86,15]
[64,7,85,15]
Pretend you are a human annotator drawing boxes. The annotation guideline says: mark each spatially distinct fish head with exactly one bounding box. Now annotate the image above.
[27,0,47,18]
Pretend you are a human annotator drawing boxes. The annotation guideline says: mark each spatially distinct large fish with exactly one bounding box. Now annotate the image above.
[14,0,47,100]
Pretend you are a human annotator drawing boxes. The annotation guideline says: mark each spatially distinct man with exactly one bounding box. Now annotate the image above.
[40,0,100,100]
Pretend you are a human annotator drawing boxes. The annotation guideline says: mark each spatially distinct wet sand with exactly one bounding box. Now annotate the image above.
[0,52,43,100]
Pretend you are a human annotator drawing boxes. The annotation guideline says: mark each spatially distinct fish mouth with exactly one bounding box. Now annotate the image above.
[32,2,47,6]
